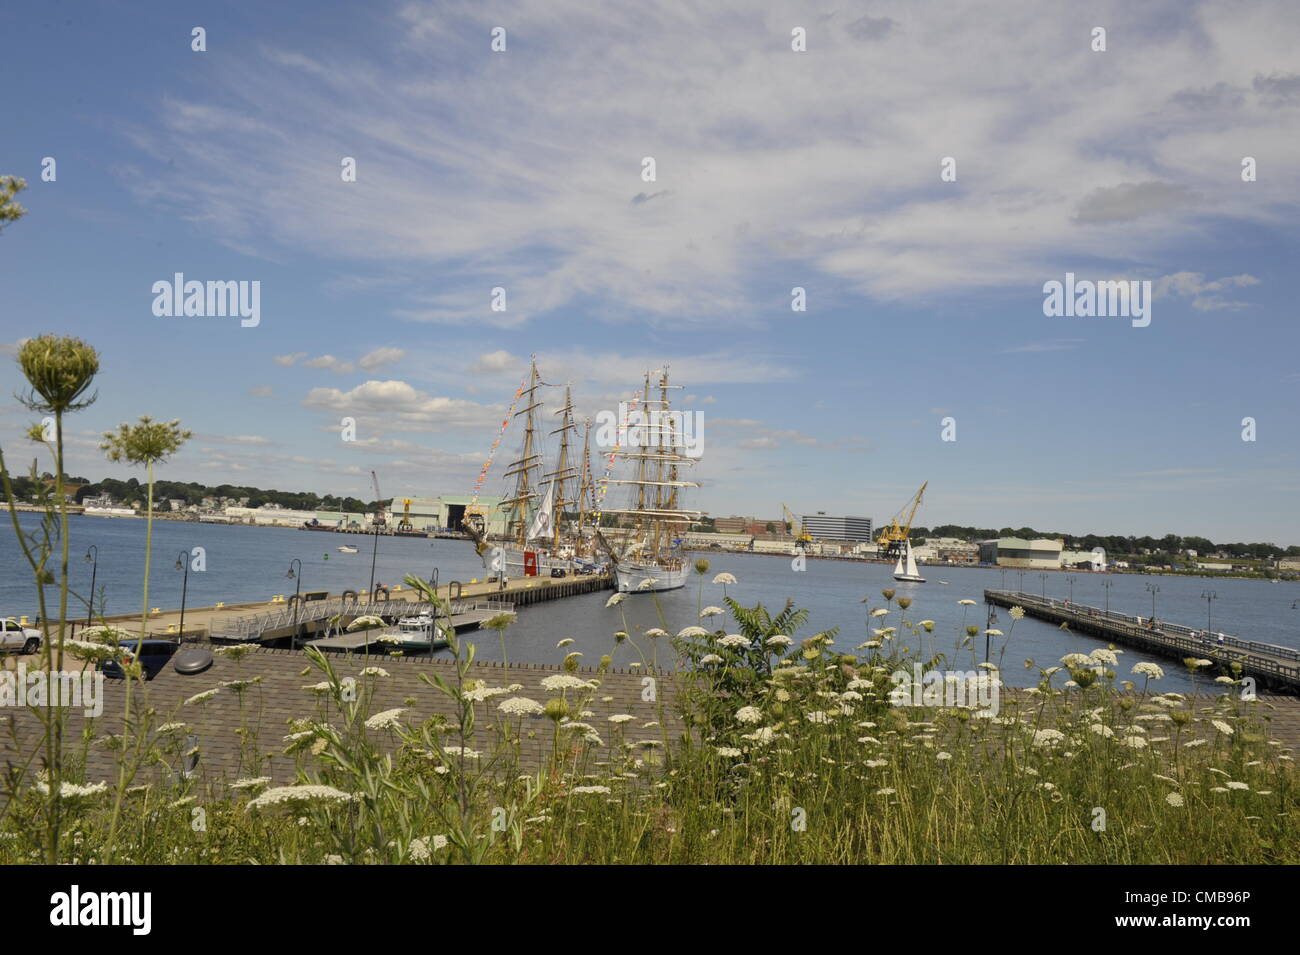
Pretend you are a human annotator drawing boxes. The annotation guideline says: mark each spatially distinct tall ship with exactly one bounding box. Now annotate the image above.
[602,367,704,593]
[493,360,603,578]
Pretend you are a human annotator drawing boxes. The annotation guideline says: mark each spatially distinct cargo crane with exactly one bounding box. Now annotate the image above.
[876,482,927,561]
[782,503,813,550]
[397,498,415,533]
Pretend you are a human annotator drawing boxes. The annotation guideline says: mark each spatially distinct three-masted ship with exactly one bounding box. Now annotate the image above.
[602,367,705,593]
[495,359,603,578]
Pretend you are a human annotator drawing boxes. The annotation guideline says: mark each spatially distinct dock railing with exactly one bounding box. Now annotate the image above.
[984,590,1300,690]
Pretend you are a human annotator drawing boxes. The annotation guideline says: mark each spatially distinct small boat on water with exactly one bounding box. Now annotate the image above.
[382,613,448,651]
[892,540,926,583]
[337,545,358,553]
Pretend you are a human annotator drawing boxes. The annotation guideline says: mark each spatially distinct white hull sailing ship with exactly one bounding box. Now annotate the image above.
[892,540,926,583]
[604,368,704,594]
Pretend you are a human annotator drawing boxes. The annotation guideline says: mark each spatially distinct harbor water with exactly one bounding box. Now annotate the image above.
[2,514,1297,694]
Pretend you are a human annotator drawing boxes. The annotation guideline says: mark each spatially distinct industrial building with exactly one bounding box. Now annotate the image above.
[395,495,507,535]
[800,513,874,543]
[977,538,1065,569]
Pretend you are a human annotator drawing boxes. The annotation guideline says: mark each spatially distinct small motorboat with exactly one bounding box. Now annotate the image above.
[381,613,449,651]
[337,545,359,554]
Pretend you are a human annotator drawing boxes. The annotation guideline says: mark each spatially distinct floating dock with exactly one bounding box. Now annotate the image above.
[984,589,1300,694]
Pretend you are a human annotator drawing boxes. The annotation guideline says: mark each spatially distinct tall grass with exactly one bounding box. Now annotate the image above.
[0,574,1294,864]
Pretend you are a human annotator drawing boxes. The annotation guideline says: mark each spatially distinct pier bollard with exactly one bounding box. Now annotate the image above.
[151,608,161,615]
[20,616,28,626]
[215,602,225,608]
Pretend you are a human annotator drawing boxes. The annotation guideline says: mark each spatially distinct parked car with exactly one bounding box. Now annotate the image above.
[1,619,41,654]
[101,640,180,680]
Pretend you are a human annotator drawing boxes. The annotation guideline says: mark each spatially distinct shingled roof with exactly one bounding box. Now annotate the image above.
[0,646,684,789]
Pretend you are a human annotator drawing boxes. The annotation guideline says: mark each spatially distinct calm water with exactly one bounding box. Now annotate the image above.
[4,514,1298,694]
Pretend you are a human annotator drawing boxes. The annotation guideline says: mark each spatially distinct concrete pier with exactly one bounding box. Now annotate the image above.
[985,589,1300,694]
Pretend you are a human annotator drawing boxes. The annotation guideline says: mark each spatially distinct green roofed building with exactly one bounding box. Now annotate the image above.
[397,495,507,535]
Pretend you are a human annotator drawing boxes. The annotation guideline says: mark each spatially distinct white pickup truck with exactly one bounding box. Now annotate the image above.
[1,619,42,654]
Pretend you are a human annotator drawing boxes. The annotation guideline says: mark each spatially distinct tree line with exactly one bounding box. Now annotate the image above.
[13,472,374,514]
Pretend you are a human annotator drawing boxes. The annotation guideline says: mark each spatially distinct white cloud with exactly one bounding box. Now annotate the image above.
[126,0,1300,325]
[274,352,307,367]
[359,347,405,370]
[303,355,355,374]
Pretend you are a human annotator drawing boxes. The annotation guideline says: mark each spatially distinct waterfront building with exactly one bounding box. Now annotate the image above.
[224,504,320,526]
[800,513,874,543]
[682,531,752,550]
[977,537,1065,568]
[397,495,507,535]
[1061,549,1106,571]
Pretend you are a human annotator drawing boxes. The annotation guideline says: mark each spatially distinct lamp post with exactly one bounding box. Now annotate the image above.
[1039,572,1048,599]
[84,545,99,625]
[1145,583,1160,621]
[999,568,1008,590]
[1102,579,1113,614]
[985,603,998,663]
[1066,575,1077,603]
[1017,570,1025,593]
[368,523,381,598]
[287,558,303,650]
[174,550,191,642]
[1201,590,1218,634]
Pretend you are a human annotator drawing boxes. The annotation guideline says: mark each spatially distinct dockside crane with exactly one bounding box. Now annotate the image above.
[782,503,813,550]
[876,481,927,561]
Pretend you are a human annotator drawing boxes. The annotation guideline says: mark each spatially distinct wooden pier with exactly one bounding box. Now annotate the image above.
[984,589,1300,694]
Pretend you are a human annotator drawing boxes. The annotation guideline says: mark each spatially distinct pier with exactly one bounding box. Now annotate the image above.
[985,589,1300,694]
[72,573,613,646]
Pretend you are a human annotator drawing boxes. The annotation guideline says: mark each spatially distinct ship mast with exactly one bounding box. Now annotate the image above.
[544,384,579,549]
[603,366,705,560]
[576,417,596,539]
[500,357,544,547]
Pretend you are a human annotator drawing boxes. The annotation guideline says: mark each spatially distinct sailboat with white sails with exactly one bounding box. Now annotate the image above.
[892,539,926,583]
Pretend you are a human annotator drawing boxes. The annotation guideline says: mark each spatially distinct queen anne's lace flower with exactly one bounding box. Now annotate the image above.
[499,696,544,716]
[365,708,407,730]
[245,785,353,810]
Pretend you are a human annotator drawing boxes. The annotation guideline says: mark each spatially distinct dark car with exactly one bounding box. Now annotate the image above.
[101,640,180,680]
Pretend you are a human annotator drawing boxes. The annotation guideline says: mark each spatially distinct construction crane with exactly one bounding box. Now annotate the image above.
[370,470,387,528]
[876,481,927,560]
[782,504,813,549]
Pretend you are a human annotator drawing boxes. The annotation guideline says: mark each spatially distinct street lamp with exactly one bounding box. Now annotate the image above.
[174,550,191,642]
[999,568,1008,590]
[1039,572,1048,599]
[84,545,99,625]
[1101,579,1113,614]
[1066,575,1077,603]
[1017,570,1025,593]
[368,523,381,598]
[1145,582,1160,620]
[1201,590,1218,634]
[985,603,998,663]
[287,558,303,649]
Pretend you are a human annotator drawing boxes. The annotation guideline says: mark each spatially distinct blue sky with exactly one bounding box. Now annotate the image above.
[2,0,1299,544]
